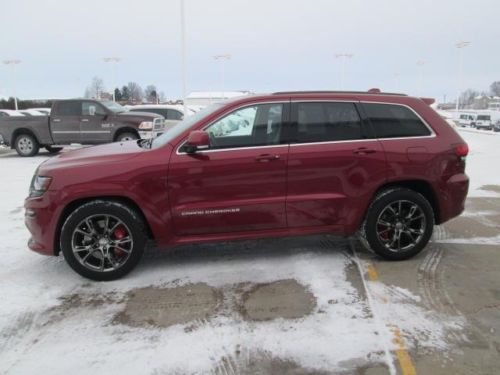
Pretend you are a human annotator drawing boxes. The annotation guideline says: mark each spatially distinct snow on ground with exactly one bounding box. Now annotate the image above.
[456,128,500,197]
[1,128,498,373]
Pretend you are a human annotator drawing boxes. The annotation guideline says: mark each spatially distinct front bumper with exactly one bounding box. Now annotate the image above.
[24,191,61,256]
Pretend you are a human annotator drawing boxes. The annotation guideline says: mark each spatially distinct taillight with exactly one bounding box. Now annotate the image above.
[454,143,469,160]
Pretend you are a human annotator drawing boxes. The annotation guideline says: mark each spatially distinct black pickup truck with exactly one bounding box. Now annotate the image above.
[0,99,164,156]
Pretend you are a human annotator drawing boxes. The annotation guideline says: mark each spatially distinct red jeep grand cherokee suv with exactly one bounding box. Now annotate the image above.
[25,91,469,280]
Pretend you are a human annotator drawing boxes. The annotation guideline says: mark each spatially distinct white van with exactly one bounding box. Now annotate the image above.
[475,114,492,130]
[457,113,477,127]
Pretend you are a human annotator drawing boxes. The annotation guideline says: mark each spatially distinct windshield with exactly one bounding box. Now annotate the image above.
[151,103,224,149]
[477,115,490,120]
[101,101,127,113]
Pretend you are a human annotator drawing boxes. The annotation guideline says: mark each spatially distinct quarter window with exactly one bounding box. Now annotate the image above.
[205,103,283,149]
[295,102,364,143]
[363,103,431,138]
[57,102,81,116]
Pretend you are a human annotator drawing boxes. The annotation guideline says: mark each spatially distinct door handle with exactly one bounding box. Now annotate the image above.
[255,154,280,162]
[81,119,89,122]
[52,119,61,123]
[353,147,376,155]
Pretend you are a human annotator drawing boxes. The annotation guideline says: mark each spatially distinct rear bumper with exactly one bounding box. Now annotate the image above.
[438,173,469,224]
[24,191,61,256]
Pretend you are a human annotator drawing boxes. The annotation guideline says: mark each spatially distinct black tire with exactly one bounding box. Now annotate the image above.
[45,146,63,154]
[361,188,434,260]
[60,200,147,281]
[14,133,39,157]
[116,132,139,142]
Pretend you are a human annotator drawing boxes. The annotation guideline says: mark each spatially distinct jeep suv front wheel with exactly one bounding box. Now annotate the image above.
[60,200,146,281]
[362,188,434,260]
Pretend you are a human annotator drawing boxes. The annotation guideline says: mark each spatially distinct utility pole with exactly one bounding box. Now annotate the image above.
[103,57,121,101]
[3,59,22,110]
[416,60,425,96]
[335,53,353,90]
[213,54,231,99]
[180,0,188,115]
[455,41,471,111]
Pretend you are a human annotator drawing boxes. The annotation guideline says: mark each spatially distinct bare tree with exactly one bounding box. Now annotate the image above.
[490,81,500,97]
[144,84,158,103]
[459,89,480,109]
[85,76,105,99]
[127,82,144,103]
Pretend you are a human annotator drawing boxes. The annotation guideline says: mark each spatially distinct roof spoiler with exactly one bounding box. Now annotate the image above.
[420,97,435,105]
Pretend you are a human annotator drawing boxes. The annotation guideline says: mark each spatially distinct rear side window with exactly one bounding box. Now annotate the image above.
[295,102,363,143]
[57,102,81,116]
[168,109,183,120]
[363,103,431,138]
[130,108,168,118]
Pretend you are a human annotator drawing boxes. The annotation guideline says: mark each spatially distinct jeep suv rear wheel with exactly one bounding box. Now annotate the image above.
[60,200,146,281]
[362,188,434,260]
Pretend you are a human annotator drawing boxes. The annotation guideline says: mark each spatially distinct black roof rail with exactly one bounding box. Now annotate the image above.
[272,90,407,96]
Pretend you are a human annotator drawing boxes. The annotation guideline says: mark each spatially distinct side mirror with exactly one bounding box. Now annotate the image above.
[185,130,209,153]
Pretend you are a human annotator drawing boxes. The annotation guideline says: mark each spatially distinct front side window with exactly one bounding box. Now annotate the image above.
[168,109,184,120]
[205,103,283,149]
[295,102,363,143]
[82,102,106,116]
[57,101,81,116]
[363,103,431,138]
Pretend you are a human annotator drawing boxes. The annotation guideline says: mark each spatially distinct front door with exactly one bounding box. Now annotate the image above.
[286,101,386,228]
[80,101,111,143]
[168,102,289,236]
[51,101,81,144]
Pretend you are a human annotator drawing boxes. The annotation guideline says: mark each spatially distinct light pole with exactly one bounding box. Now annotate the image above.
[103,57,121,101]
[3,59,22,110]
[180,0,188,115]
[455,41,471,111]
[416,60,425,96]
[335,53,353,90]
[393,72,401,92]
[213,54,231,99]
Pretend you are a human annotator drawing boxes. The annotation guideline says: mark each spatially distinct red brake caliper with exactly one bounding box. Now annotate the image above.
[113,227,127,257]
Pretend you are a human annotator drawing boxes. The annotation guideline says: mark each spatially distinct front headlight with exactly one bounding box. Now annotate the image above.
[30,176,52,197]
[139,121,153,130]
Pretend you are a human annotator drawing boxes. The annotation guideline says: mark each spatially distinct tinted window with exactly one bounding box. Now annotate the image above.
[0,112,7,117]
[168,109,183,120]
[205,103,283,149]
[295,102,363,143]
[57,102,81,116]
[82,102,106,116]
[363,103,431,138]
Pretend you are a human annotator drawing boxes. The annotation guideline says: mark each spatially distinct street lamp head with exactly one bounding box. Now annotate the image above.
[102,57,121,63]
[335,53,353,59]
[213,54,231,60]
[455,41,471,49]
[3,59,22,65]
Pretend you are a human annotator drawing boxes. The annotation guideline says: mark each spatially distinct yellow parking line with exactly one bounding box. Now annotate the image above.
[365,262,417,375]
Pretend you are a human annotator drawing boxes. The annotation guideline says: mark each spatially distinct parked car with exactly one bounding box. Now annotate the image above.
[19,109,47,116]
[494,120,500,132]
[475,114,492,130]
[0,99,164,156]
[0,109,25,117]
[24,90,469,280]
[128,104,195,131]
[27,107,51,115]
[457,113,477,127]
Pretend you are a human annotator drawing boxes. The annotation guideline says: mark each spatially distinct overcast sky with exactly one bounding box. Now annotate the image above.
[1,0,499,102]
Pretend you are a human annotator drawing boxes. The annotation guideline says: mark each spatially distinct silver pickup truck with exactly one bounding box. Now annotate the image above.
[0,99,164,156]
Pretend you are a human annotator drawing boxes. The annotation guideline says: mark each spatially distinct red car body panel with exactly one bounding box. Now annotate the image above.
[24,92,469,256]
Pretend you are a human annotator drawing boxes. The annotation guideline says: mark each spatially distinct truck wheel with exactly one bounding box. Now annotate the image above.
[15,134,39,157]
[361,188,434,261]
[116,132,138,142]
[60,200,147,281]
[45,146,63,154]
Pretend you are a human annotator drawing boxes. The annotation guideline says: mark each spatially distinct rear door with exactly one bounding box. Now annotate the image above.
[286,101,387,229]
[168,101,289,236]
[80,101,111,143]
[51,101,81,144]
